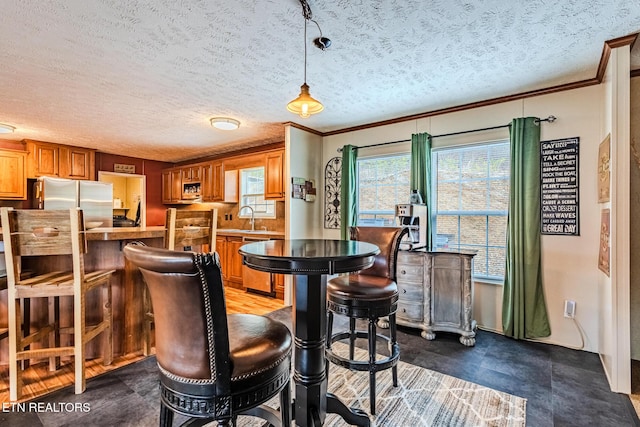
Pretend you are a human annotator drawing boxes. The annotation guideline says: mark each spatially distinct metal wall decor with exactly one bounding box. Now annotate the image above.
[324,156,341,229]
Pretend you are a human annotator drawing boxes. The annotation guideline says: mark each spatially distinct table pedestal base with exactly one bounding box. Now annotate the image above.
[293,274,370,427]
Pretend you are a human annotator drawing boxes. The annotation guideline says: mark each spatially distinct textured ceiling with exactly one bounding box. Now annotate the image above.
[0,0,639,162]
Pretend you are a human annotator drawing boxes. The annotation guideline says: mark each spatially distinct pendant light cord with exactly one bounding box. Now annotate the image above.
[303,18,307,83]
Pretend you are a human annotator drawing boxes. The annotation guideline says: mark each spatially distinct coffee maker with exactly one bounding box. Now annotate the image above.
[395,203,427,250]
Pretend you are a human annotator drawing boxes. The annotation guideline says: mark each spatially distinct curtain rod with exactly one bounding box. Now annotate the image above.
[336,115,557,152]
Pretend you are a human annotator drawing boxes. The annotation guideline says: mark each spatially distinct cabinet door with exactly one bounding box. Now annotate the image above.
[430,254,464,327]
[216,236,228,280]
[273,273,285,300]
[265,150,284,200]
[27,140,59,177]
[212,161,224,201]
[161,171,173,204]
[170,169,182,202]
[0,149,27,200]
[182,165,201,182]
[59,146,94,180]
[201,163,214,202]
[227,237,244,284]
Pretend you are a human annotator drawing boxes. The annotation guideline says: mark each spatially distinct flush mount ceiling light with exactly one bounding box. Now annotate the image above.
[0,123,16,134]
[210,117,240,130]
[287,0,329,119]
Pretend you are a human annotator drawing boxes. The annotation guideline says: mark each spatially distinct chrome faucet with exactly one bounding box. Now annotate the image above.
[239,205,255,231]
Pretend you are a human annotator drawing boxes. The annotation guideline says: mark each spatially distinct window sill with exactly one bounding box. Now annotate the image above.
[474,278,503,286]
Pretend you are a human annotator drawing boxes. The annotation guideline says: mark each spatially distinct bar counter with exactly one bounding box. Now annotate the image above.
[0,226,166,364]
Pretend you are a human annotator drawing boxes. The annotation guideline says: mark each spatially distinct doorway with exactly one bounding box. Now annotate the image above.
[98,171,146,227]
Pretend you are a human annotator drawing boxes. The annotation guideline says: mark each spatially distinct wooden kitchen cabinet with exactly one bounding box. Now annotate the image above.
[59,145,94,179]
[0,148,27,200]
[26,140,95,180]
[216,235,244,288]
[227,237,244,285]
[161,168,183,204]
[181,165,201,182]
[273,273,285,300]
[390,250,477,346]
[264,150,284,200]
[201,161,224,202]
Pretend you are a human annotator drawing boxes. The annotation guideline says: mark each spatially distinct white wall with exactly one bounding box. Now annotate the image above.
[283,125,323,306]
[630,76,640,360]
[320,85,609,355]
[599,46,631,393]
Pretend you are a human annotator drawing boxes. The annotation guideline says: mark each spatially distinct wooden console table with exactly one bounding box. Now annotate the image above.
[387,249,477,346]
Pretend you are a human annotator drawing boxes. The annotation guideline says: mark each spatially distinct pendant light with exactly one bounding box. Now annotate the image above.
[287,16,323,118]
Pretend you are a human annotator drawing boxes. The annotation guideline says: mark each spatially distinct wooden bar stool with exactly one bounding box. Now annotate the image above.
[141,208,217,356]
[1,207,114,401]
[325,226,406,415]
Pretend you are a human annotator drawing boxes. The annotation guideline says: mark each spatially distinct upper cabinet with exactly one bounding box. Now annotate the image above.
[161,146,284,205]
[264,150,285,200]
[161,168,183,204]
[0,148,27,200]
[26,140,95,180]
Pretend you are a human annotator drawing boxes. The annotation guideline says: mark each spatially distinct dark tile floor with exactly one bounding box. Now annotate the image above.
[2,306,638,426]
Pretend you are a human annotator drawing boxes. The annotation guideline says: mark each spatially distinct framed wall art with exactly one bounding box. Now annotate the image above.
[597,134,610,203]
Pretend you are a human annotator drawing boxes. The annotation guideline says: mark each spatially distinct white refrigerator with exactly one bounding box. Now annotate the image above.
[35,177,113,228]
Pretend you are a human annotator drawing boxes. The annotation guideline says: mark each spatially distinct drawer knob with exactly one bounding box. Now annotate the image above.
[402,308,406,312]
[401,270,406,275]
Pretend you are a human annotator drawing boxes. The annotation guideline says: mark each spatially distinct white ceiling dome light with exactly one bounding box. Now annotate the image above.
[0,123,16,134]
[210,117,240,131]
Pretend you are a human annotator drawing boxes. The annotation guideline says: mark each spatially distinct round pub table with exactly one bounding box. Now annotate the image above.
[239,239,379,427]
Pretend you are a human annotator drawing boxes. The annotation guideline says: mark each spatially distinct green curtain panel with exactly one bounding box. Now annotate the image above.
[502,117,551,339]
[410,133,433,249]
[340,145,358,240]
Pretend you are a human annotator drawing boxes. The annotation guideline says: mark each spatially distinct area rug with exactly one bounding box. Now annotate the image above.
[241,343,526,427]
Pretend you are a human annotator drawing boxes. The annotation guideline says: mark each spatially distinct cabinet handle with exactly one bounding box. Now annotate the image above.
[401,270,406,275]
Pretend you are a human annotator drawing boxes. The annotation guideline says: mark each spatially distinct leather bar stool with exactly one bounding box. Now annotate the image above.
[325,226,407,415]
[124,244,291,427]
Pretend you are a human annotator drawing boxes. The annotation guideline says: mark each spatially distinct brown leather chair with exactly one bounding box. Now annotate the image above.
[142,207,218,356]
[325,226,407,415]
[123,244,292,427]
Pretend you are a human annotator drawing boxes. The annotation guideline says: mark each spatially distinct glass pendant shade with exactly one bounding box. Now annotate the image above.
[287,83,324,118]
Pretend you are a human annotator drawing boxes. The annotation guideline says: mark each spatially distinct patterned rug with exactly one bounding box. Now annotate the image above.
[241,343,526,427]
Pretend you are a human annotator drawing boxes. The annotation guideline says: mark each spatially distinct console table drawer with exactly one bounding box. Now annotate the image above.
[397,301,423,322]
[396,262,424,285]
[397,281,423,302]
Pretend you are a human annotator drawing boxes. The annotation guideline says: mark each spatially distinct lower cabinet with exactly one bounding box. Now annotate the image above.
[391,250,477,346]
[215,234,284,299]
[216,235,244,288]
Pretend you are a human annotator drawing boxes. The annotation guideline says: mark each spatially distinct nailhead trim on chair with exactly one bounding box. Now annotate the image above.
[160,368,290,417]
[194,252,218,381]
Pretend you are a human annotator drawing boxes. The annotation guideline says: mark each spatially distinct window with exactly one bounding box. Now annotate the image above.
[432,141,510,281]
[357,154,411,226]
[239,167,275,218]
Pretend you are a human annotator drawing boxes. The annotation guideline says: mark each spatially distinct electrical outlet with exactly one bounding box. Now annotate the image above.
[564,300,576,318]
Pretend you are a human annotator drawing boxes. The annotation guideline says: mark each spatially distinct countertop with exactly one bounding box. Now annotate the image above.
[1,226,285,242]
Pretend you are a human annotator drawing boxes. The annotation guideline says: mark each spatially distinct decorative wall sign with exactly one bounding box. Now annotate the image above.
[114,163,136,174]
[597,134,610,203]
[540,137,579,235]
[324,157,341,229]
[291,177,316,202]
[598,208,610,276]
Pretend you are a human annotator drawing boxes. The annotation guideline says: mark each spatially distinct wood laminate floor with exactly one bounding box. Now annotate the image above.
[0,287,284,403]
